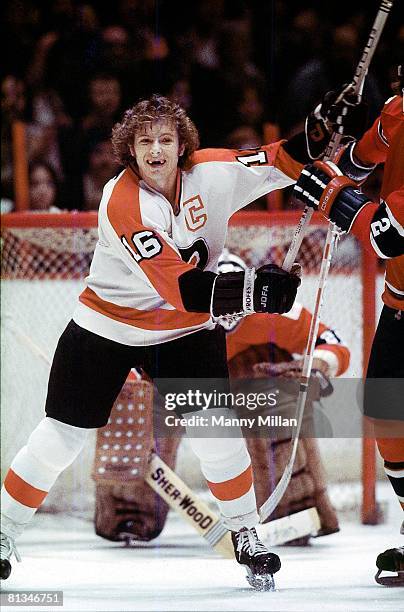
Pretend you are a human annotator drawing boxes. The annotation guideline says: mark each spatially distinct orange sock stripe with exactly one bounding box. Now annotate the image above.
[206,465,253,501]
[4,469,48,508]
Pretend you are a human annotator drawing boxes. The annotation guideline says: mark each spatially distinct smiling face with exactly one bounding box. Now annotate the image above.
[130,120,184,199]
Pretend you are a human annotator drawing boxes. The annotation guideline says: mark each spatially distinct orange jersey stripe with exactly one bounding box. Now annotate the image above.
[4,469,48,508]
[206,464,253,501]
[79,287,209,331]
[106,169,196,311]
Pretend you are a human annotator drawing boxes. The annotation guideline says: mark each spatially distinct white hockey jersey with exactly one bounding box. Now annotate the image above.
[73,143,303,345]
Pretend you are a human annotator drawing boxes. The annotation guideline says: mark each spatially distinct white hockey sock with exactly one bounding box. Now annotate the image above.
[1,417,89,535]
[186,426,258,528]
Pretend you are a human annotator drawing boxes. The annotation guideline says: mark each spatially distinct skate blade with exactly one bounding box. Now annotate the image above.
[117,532,143,547]
[245,568,275,592]
[375,569,404,586]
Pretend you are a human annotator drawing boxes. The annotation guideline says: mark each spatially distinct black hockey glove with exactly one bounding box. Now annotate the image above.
[305,84,368,160]
[211,264,301,317]
[293,160,372,232]
[335,140,376,184]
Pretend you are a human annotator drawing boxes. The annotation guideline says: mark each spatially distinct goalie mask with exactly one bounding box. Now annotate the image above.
[216,249,247,331]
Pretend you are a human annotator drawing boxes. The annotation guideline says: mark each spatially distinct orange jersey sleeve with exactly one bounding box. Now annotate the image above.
[354,96,403,167]
[188,141,303,180]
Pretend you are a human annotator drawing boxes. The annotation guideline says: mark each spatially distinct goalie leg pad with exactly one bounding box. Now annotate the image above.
[93,377,183,541]
[94,435,182,542]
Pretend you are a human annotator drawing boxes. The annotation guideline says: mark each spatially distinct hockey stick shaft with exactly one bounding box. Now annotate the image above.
[260,225,339,520]
[282,0,394,271]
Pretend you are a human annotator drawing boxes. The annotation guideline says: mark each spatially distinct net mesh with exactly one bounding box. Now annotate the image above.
[1,214,377,516]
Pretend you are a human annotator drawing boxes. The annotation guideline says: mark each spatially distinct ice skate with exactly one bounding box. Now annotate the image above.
[0,531,21,580]
[375,546,404,586]
[231,527,281,591]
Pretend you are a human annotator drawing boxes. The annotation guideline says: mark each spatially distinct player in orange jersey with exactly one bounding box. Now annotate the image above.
[0,89,361,589]
[293,68,404,585]
[0,94,305,590]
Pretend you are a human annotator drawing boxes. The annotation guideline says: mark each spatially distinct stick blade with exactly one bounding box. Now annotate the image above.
[258,508,320,546]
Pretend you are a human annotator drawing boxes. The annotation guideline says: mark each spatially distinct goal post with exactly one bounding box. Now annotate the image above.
[1,210,379,521]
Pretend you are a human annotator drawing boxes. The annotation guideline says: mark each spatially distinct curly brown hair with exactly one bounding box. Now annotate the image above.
[111,94,200,168]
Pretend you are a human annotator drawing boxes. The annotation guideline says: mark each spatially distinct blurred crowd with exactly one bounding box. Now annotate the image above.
[2,0,402,212]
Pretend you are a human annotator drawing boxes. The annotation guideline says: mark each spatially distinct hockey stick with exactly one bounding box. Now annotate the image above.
[147,455,320,551]
[260,0,394,522]
[260,223,339,521]
[282,0,394,273]
[6,317,320,552]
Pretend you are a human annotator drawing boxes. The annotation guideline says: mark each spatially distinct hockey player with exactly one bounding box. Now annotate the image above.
[292,72,404,585]
[1,94,307,590]
[1,85,363,587]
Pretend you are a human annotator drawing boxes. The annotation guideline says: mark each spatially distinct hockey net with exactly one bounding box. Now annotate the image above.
[1,211,380,522]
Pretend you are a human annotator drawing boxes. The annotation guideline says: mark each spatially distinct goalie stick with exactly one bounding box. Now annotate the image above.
[260,0,395,522]
[6,316,320,554]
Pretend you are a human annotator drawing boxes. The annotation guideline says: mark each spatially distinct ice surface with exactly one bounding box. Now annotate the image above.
[2,484,403,611]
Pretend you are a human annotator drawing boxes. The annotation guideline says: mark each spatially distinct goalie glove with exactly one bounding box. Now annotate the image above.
[293,160,372,233]
[211,263,301,317]
[305,84,367,160]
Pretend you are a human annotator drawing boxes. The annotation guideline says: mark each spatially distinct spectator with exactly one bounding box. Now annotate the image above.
[82,74,122,134]
[280,22,384,136]
[233,80,268,136]
[59,74,123,209]
[28,161,62,212]
[83,138,120,211]
[94,25,140,108]
[25,1,100,120]
[225,126,262,150]
[1,75,66,203]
